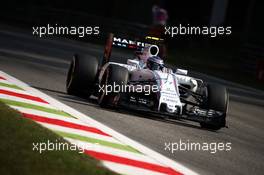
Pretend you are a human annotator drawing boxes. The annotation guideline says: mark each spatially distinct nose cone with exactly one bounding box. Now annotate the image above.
[166,104,177,113]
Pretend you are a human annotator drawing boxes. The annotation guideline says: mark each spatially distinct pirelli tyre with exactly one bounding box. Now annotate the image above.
[66,54,99,97]
[98,64,129,107]
[200,84,228,130]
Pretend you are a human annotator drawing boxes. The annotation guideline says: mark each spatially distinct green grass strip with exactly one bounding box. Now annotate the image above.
[0,82,24,90]
[0,101,117,175]
[0,99,74,118]
[55,130,140,154]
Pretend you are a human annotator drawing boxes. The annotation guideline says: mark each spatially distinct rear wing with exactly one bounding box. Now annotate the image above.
[103,33,166,64]
[112,35,164,49]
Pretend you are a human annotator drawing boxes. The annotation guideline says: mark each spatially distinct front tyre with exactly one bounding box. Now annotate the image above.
[66,54,99,97]
[200,84,228,130]
[98,64,129,107]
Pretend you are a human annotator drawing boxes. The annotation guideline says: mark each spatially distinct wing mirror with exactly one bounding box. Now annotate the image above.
[127,59,140,68]
[175,68,188,75]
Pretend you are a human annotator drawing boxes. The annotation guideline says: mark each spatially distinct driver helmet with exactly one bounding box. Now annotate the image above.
[135,47,144,55]
[147,56,164,70]
[135,46,150,63]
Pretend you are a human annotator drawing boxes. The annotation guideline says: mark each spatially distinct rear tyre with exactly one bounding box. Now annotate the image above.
[200,84,228,130]
[98,64,129,107]
[66,54,99,97]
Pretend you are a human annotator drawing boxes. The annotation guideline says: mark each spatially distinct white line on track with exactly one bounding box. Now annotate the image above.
[65,138,162,165]
[103,161,168,175]
[38,122,123,145]
[0,79,16,85]
[11,106,92,125]
[0,94,56,109]
[0,86,31,95]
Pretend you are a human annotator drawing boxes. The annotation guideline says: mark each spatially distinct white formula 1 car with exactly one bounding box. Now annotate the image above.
[66,35,228,130]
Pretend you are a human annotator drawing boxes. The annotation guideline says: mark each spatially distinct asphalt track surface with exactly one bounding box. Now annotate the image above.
[0,25,263,175]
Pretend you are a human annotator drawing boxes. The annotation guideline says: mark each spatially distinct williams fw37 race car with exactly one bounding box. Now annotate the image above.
[66,34,229,130]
